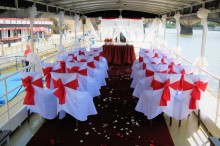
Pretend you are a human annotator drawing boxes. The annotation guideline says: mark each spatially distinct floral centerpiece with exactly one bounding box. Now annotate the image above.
[104,38,113,45]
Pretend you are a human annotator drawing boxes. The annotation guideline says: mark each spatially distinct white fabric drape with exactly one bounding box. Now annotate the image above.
[74,14,80,40]
[162,15,167,40]
[174,12,181,48]
[26,52,41,72]
[101,19,144,42]
[87,18,99,40]
[196,8,209,68]
[145,18,161,42]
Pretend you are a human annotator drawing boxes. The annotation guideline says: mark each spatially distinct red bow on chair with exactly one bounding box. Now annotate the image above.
[99,52,103,56]
[58,61,66,73]
[67,66,87,76]
[139,57,143,62]
[168,65,177,74]
[68,54,77,62]
[145,69,154,77]
[79,51,85,55]
[182,80,208,109]
[154,53,159,58]
[178,69,185,90]
[161,58,166,64]
[22,76,43,105]
[87,61,96,68]
[94,56,100,61]
[143,63,146,70]
[151,78,179,106]
[42,67,53,88]
[79,59,87,62]
[168,62,175,69]
[53,78,78,104]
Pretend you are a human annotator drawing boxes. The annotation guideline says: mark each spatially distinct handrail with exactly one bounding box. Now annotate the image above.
[166,47,220,81]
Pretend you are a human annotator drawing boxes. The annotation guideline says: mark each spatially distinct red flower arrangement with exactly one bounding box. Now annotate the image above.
[104,38,113,42]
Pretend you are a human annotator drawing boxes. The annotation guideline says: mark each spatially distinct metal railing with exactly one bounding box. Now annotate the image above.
[166,47,220,136]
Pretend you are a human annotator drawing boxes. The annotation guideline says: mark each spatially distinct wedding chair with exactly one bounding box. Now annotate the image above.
[21,72,57,120]
[91,51,108,77]
[51,72,97,121]
[131,64,168,89]
[66,62,101,96]
[135,73,181,120]
[73,47,87,56]
[89,47,103,56]
[41,62,62,89]
[78,55,107,86]
[168,74,209,126]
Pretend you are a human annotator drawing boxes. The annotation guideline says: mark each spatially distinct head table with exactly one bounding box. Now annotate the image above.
[103,44,136,65]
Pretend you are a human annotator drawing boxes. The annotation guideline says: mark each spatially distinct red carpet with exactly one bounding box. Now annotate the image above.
[27,65,174,146]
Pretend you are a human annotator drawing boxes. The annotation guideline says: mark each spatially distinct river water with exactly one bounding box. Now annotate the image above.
[158,29,220,92]
[164,29,220,77]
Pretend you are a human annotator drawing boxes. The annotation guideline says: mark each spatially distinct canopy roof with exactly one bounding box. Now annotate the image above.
[0,0,219,18]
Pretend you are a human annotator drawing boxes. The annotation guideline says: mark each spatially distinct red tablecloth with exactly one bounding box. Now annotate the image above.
[103,45,136,65]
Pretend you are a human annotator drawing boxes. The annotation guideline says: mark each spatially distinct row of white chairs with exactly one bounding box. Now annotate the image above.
[20,47,108,122]
[21,72,97,122]
[132,48,209,126]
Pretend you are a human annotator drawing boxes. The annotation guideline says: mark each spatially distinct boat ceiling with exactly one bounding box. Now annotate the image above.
[0,0,219,18]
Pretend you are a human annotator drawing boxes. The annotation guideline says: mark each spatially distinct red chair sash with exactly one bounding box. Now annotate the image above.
[42,67,53,88]
[178,69,186,90]
[94,56,100,61]
[22,76,43,105]
[145,69,154,77]
[143,63,146,70]
[79,59,87,62]
[168,65,177,74]
[139,57,143,62]
[154,53,159,58]
[151,79,179,106]
[79,51,85,55]
[87,61,96,68]
[182,80,208,109]
[67,67,87,76]
[99,52,103,56]
[68,54,77,62]
[53,78,78,104]
[158,70,167,73]
[57,61,66,73]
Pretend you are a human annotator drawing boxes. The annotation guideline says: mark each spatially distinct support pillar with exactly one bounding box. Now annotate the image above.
[28,5,37,53]
[58,11,64,46]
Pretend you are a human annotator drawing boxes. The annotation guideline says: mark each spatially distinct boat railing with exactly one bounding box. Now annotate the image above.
[0,56,25,74]
[0,45,72,130]
[166,47,220,136]
[2,35,74,56]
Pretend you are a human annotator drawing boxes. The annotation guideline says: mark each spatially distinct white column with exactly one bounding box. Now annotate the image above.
[197,8,209,67]
[98,16,102,41]
[28,5,37,53]
[73,14,79,41]
[58,11,64,46]
[174,12,181,49]
[162,15,167,41]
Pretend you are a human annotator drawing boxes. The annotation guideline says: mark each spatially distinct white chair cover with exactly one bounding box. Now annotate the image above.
[20,72,57,119]
[135,73,181,119]
[168,74,209,120]
[51,72,97,121]
[41,62,61,89]
[78,55,107,86]
[66,62,101,97]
